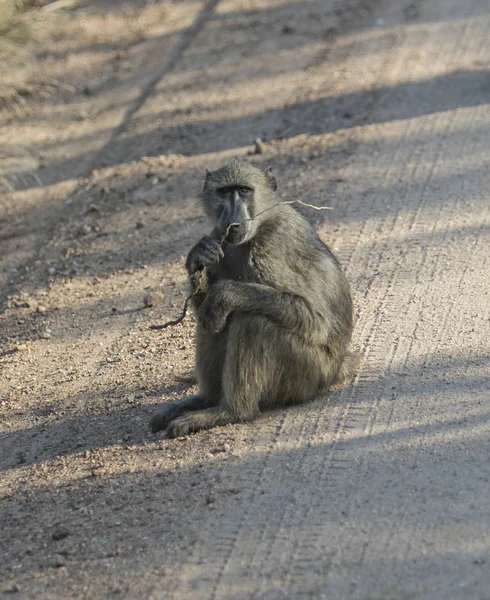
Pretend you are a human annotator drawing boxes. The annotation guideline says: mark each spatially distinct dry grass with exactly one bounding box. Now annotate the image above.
[0,2,38,98]
[0,0,75,110]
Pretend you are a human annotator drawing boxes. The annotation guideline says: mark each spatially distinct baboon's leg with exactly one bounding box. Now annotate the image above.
[150,395,214,433]
[194,325,227,398]
[222,315,345,410]
[220,314,270,418]
[165,406,240,438]
[165,314,328,437]
[151,326,225,434]
[164,314,267,437]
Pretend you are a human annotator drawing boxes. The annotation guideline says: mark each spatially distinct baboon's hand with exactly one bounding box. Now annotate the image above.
[185,236,224,275]
[198,284,230,333]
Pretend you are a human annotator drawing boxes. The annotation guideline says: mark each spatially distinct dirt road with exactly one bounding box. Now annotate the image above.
[1,0,489,598]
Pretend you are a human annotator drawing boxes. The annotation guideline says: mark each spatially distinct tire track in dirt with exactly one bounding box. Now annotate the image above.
[347,101,490,600]
[324,7,490,597]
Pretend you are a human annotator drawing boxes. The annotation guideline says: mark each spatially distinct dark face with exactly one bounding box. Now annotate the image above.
[215,185,256,245]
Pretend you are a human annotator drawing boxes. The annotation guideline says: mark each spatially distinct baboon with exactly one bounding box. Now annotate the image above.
[151,160,358,437]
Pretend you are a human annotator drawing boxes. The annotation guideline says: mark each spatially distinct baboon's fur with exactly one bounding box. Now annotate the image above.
[151,160,358,437]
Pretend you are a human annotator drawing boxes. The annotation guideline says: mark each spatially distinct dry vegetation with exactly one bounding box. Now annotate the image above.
[0,0,75,108]
[0,0,179,112]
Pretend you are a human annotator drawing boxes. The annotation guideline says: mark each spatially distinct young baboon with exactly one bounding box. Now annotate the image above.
[151,160,358,437]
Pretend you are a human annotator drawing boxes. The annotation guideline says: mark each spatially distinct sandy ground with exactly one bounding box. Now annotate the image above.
[1,0,489,598]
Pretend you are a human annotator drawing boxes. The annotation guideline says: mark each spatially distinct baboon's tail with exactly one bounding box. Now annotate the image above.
[334,351,361,387]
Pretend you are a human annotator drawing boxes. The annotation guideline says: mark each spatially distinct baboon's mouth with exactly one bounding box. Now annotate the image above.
[226,232,245,244]
[225,225,246,244]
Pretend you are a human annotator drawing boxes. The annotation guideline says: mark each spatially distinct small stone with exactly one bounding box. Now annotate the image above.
[48,267,56,275]
[79,224,92,236]
[15,343,28,352]
[324,26,338,36]
[52,528,70,541]
[111,306,118,312]
[3,584,19,593]
[87,203,100,213]
[135,220,144,229]
[36,305,47,314]
[253,138,265,154]
[83,83,97,96]
[223,443,231,452]
[144,292,165,308]
[40,332,52,340]
[52,555,66,568]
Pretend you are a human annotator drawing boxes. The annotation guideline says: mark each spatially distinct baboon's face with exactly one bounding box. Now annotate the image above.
[203,161,277,244]
[214,185,256,245]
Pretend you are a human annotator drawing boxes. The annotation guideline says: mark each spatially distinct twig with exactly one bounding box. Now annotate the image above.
[149,292,196,330]
[41,0,79,13]
[150,199,332,331]
[278,199,333,211]
[252,199,332,221]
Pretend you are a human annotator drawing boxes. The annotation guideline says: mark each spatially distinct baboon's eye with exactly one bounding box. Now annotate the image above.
[240,187,251,194]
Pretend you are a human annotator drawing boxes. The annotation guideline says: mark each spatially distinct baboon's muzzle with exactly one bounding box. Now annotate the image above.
[224,222,247,244]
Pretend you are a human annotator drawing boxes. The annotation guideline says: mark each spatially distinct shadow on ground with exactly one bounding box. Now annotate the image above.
[2,350,488,471]
[1,350,489,596]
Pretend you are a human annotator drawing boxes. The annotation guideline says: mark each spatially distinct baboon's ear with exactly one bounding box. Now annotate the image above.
[204,168,214,187]
[264,166,277,191]
[203,168,213,191]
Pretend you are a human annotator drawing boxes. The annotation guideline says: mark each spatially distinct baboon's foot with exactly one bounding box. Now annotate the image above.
[165,415,201,438]
[333,351,361,387]
[150,408,175,433]
[164,407,248,438]
[150,395,212,433]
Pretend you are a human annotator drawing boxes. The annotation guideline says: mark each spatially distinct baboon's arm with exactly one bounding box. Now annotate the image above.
[201,280,330,342]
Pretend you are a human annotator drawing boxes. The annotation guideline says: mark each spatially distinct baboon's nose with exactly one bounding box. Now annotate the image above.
[225,223,240,235]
